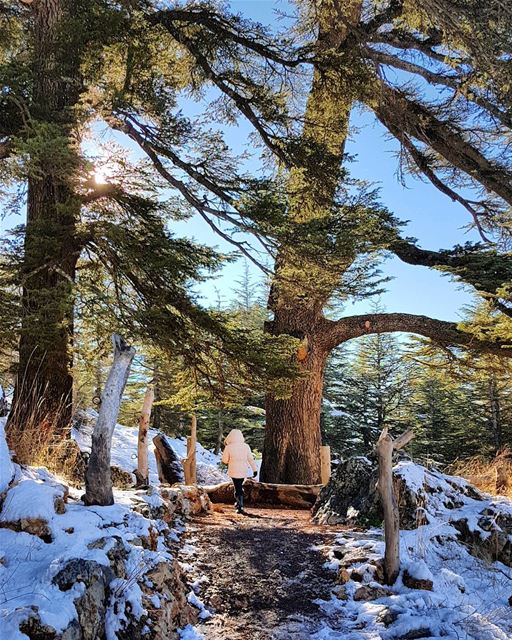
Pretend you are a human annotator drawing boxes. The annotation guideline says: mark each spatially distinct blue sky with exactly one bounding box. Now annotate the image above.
[0,0,480,324]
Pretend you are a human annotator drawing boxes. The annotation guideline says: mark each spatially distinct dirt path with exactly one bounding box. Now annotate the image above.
[179,505,348,639]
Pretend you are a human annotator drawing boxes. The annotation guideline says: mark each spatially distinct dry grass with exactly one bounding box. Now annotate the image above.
[448,448,512,498]
[5,389,84,483]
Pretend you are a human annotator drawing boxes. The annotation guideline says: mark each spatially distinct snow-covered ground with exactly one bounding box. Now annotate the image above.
[72,409,228,486]
[0,416,212,640]
[312,461,512,640]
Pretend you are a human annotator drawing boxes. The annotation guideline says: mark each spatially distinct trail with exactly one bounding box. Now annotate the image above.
[179,505,348,640]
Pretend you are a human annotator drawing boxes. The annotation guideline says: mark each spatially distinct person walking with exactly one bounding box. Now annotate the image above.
[222,429,258,514]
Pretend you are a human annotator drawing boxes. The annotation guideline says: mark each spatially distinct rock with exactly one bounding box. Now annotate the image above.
[375,607,399,627]
[312,456,381,526]
[0,517,53,542]
[369,558,385,584]
[110,465,134,489]
[53,559,114,640]
[402,569,433,591]
[335,585,348,600]
[452,518,512,566]
[19,608,82,640]
[86,536,127,578]
[312,455,484,529]
[0,478,69,542]
[353,585,392,601]
[19,609,59,640]
[163,485,211,517]
[338,568,350,584]
[140,560,198,638]
[350,569,365,583]
[397,629,433,640]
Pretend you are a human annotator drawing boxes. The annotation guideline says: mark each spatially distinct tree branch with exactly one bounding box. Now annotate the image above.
[389,239,512,296]
[148,8,305,68]
[371,84,512,206]
[320,312,512,355]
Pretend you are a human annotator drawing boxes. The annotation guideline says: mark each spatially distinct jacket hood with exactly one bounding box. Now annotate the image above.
[225,429,245,445]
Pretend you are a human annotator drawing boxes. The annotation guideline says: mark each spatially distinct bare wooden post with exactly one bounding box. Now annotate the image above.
[134,383,154,488]
[183,414,197,485]
[376,427,414,585]
[320,445,331,485]
[84,335,135,506]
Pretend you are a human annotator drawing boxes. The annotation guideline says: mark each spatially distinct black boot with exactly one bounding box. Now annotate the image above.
[237,495,244,514]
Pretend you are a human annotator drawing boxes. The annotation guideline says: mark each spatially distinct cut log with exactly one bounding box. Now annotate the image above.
[204,478,321,509]
[153,434,184,485]
[135,383,154,488]
[376,427,415,585]
[84,335,135,506]
[183,414,197,485]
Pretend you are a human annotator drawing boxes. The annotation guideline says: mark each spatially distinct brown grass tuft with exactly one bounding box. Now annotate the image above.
[5,391,84,483]
[448,448,512,498]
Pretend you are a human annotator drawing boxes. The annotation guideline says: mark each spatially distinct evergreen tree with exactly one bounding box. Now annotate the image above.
[323,332,411,457]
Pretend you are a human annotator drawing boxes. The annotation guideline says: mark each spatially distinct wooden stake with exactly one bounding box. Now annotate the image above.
[183,414,197,485]
[134,383,154,488]
[376,427,414,585]
[320,445,331,485]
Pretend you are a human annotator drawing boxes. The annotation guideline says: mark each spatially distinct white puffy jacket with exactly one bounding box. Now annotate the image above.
[222,429,257,479]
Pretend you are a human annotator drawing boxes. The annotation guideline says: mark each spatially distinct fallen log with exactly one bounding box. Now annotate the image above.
[153,435,184,485]
[203,478,321,509]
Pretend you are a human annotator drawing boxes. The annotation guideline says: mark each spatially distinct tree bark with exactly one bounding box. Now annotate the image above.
[135,383,154,488]
[7,0,82,443]
[84,335,135,506]
[488,375,502,453]
[376,427,414,585]
[261,348,327,484]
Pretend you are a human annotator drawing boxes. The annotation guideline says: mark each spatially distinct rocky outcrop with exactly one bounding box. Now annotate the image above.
[53,559,115,640]
[312,456,381,526]
[312,455,483,528]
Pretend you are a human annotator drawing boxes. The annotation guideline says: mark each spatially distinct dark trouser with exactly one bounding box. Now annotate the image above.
[232,478,244,511]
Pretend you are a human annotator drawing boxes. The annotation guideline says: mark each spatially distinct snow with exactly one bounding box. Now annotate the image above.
[178,623,205,639]
[0,417,14,493]
[187,590,212,620]
[403,559,433,583]
[0,478,65,522]
[0,414,208,640]
[72,409,228,486]
[308,460,512,640]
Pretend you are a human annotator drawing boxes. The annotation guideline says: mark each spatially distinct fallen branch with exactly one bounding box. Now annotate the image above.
[204,478,321,509]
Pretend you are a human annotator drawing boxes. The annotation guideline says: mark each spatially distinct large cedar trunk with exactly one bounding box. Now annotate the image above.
[261,0,362,484]
[7,0,81,442]
[260,338,327,485]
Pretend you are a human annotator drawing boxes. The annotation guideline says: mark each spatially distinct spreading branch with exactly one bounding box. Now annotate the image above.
[371,84,512,207]
[320,312,512,355]
[389,239,512,296]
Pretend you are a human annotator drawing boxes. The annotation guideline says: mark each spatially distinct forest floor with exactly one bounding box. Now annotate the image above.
[179,505,348,639]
